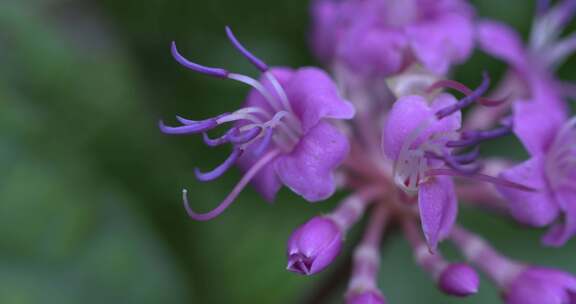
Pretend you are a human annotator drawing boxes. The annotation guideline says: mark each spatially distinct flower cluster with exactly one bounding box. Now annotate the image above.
[161,0,576,303]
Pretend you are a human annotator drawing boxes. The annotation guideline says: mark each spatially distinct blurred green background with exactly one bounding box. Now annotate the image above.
[1,0,575,303]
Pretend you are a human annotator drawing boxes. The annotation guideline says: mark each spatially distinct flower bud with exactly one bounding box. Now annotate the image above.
[438,263,480,297]
[286,217,342,275]
[346,291,387,304]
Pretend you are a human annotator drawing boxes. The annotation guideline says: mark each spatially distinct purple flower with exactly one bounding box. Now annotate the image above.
[161,27,355,220]
[477,1,576,97]
[286,217,343,275]
[497,100,576,245]
[438,263,480,297]
[346,291,387,304]
[382,93,462,250]
[503,267,576,304]
[311,0,475,76]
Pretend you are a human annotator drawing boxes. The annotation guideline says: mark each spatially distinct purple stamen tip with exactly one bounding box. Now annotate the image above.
[225,26,269,72]
[170,41,229,78]
[194,148,243,181]
[253,127,274,156]
[202,130,232,147]
[436,72,491,119]
[159,119,218,135]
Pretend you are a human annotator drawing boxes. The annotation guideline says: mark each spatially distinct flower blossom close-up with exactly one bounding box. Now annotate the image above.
[3,0,576,303]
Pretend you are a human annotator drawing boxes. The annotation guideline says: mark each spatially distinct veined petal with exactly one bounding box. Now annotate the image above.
[274,122,349,202]
[418,175,458,251]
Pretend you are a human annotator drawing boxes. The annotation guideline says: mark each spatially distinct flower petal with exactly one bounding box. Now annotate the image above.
[476,20,528,71]
[497,157,560,226]
[512,100,566,156]
[418,176,458,251]
[542,187,576,246]
[274,121,349,202]
[338,20,408,77]
[406,13,475,75]
[382,94,461,161]
[286,67,355,133]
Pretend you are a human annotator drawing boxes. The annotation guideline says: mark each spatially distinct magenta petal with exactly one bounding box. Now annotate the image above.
[406,13,474,74]
[274,122,349,202]
[418,176,458,251]
[286,67,355,133]
[497,157,559,226]
[382,94,461,161]
[512,100,567,156]
[476,20,527,71]
[542,188,576,246]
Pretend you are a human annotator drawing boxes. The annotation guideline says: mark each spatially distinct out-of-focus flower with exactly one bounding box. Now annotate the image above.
[497,99,576,245]
[504,267,576,304]
[311,0,475,76]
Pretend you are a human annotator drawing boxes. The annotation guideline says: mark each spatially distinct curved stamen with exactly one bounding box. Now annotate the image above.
[442,150,482,175]
[426,168,536,192]
[227,73,283,112]
[176,113,231,125]
[202,128,239,147]
[183,149,281,221]
[171,42,229,78]
[426,79,507,107]
[228,127,262,144]
[225,26,269,72]
[435,73,491,119]
[194,148,243,181]
[446,125,512,148]
[453,147,480,164]
[253,127,274,156]
[265,71,296,115]
[159,119,217,134]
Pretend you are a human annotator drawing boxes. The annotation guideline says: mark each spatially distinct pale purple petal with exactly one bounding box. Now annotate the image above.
[476,20,528,71]
[497,157,559,226]
[406,13,475,75]
[512,100,566,156]
[337,21,408,77]
[274,121,349,202]
[286,67,355,133]
[418,176,458,250]
[382,94,461,161]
